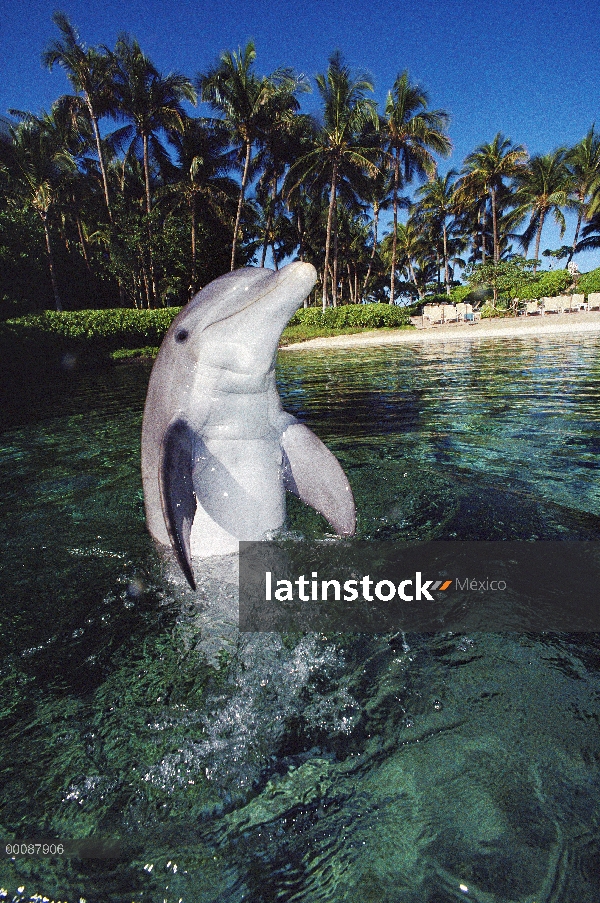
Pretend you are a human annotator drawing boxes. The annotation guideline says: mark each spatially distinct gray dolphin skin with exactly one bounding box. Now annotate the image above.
[141,261,356,589]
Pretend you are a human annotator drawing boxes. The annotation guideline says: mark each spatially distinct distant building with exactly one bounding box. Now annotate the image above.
[0,114,15,143]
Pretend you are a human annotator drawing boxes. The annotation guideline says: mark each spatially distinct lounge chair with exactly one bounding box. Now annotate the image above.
[440,305,458,323]
[567,294,585,312]
[541,296,567,314]
[422,304,442,325]
[588,292,600,311]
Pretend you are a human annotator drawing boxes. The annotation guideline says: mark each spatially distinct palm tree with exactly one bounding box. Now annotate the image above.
[453,174,490,264]
[358,162,395,299]
[565,126,600,263]
[198,42,304,271]
[513,149,573,272]
[382,215,427,299]
[42,12,115,221]
[168,118,237,296]
[578,209,600,255]
[198,41,260,271]
[335,201,371,302]
[415,170,457,295]
[109,35,195,305]
[6,112,76,310]
[284,51,378,310]
[286,183,325,274]
[111,35,196,218]
[459,133,528,264]
[27,97,101,274]
[254,108,312,268]
[383,71,451,303]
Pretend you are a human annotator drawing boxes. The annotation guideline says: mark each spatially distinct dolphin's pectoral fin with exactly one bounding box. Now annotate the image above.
[281,423,356,536]
[159,418,197,589]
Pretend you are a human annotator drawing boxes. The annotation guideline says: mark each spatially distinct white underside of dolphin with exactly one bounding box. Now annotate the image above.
[141,262,356,589]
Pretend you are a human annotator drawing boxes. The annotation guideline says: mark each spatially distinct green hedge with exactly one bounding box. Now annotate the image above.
[578,267,600,295]
[7,304,410,354]
[9,308,181,350]
[0,303,412,377]
[0,308,181,377]
[288,303,410,329]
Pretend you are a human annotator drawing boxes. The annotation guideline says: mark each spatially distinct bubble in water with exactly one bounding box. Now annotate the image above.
[61,352,77,371]
[127,578,145,599]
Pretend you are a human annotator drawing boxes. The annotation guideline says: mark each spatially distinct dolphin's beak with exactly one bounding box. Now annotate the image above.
[274,261,317,295]
[256,261,317,325]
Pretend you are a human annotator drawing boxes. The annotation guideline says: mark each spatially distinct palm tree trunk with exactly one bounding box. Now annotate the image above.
[88,101,112,222]
[146,246,157,306]
[260,176,277,268]
[142,133,158,305]
[297,209,304,262]
[568,200,584,264]
[232,140,252,271]
[408,259,422,299]
[132,273,140,309]
[490,185,499,263]
[443,221,450,295]
[142,133,152,216]
[42,215,62,312]
[533,211,545,274]
[390,154,400,305]
[190,197,197,299]
[75,214,92,273]
[141,260,151,308]
[332,208,339,307]
[480,205,486,265]
[362,201,379,298]
[260,213,270,267]
[322,162,338,311]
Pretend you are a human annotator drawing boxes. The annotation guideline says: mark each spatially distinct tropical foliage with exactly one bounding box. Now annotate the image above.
[2,12,600,319]
[578,266,600,295]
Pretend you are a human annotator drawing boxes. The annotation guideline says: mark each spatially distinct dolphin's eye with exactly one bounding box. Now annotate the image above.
[175,329,189,343]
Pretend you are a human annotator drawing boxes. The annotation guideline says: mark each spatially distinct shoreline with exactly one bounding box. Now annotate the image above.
[282,311,600,351]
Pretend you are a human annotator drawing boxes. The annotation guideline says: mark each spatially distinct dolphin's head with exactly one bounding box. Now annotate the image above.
[162,261,317,377]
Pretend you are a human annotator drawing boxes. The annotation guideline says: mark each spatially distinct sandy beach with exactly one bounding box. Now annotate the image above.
[283,311,600,351]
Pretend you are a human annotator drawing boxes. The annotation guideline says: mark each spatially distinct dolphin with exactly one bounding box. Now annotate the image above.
[141,262,356,589]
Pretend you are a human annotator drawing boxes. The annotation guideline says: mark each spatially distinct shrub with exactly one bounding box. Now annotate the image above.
[0,308,181,378]
[449,285,472,304]
[422,293,453,306]
[287,303,409,329]
[9,308,181,350]
[579,266,600,295]
[479,303,511,318]
[514,269,570,300]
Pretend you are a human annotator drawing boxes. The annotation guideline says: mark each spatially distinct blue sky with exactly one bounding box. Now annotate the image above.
[3,0,600,269]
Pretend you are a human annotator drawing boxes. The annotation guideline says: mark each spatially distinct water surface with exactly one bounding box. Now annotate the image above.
[1,336,599,902]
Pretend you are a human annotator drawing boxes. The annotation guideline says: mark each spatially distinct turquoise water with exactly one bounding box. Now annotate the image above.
[1,336,600,902]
